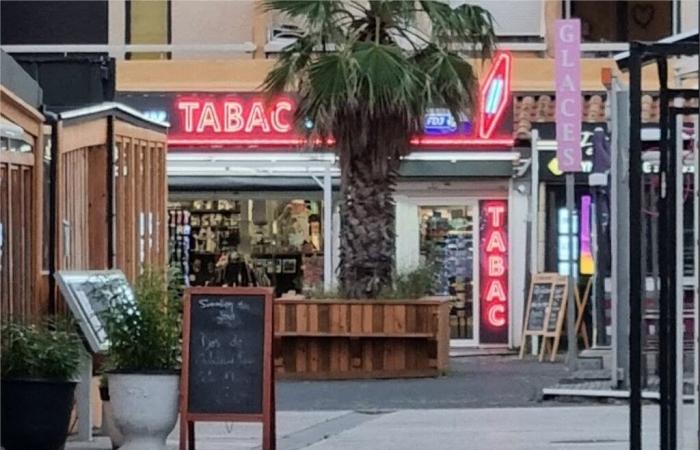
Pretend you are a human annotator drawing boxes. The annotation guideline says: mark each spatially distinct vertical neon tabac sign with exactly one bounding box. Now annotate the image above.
[479,200,508,344]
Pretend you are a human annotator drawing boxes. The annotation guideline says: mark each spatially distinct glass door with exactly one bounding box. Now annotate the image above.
[419,203,478,345]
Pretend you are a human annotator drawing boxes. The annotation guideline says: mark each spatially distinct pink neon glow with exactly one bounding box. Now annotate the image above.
[477,52,512,140]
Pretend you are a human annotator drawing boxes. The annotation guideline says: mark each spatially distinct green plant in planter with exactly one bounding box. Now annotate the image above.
[1,319,81,380]
[101,267,181,372]
[1,319,83,450]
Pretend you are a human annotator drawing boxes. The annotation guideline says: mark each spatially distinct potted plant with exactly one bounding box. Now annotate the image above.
[101,268,182,450]
[99,375,124,449]
[1,319,82,450]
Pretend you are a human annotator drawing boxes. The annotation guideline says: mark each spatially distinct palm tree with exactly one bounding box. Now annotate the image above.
[263,0,496,298]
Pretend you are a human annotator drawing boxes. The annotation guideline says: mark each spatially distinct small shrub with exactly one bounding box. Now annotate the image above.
[380,264,437,299]
[0,319,81,380]
[101,267,181,372]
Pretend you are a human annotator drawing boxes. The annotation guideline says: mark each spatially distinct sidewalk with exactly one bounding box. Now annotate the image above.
[67,405,699,450]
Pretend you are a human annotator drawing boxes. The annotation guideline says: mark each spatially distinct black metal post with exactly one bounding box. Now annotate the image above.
[628,43,643,450]
[657,55,672,450]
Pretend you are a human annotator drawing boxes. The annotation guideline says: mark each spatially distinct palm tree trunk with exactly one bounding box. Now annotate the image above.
[338,156,397,298]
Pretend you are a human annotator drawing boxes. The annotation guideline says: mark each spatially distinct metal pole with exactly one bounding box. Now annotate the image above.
[530,129,540,355]
[693,114,699,448]
[611,76,630,389]
[77,349,93,441]
[673,110,685,449]
[323,171,333,292]
[628,43,643,450]
[566,173,577,370]
[658,55,672,450]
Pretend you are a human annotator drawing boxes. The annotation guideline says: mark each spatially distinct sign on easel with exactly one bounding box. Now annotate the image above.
[519,273,567,360]
[542,282,569,362]
[180,287,276,450]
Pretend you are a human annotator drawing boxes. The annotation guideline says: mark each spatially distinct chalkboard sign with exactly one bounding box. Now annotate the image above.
[546,284,567,333]
[180,287,275,450]
[54,270,135,353]
[526,282,553,332]
[519,273,567,360]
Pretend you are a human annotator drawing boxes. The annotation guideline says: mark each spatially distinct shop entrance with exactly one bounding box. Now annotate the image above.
[168,194,327,297]
[419,201,479,346]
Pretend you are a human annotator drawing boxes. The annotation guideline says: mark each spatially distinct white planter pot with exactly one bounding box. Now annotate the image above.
[107,373,179,450]
[101,400,124,449]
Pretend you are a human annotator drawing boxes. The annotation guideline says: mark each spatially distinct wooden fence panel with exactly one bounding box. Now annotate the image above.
[0,160,35,321]
[113,129,167,281]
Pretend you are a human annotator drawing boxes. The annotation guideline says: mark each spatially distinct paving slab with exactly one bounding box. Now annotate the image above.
[304,406,699,450]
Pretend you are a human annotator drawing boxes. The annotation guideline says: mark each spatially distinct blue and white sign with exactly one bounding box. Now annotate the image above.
[424,108,472,135]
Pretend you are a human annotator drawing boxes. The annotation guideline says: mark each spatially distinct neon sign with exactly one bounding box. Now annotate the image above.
[165,52,513,148]
[169,95,301,146]
[478,51,512,140]
[479,200,508,344]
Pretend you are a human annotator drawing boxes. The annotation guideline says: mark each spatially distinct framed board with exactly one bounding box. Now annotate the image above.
[519,273,567,359]
[54,270,135,353]
[180,287,276,450]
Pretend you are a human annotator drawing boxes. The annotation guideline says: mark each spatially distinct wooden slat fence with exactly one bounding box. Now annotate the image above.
[0,86,44,322]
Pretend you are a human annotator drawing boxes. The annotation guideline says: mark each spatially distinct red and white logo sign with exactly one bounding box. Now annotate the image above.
[479,200,508,344]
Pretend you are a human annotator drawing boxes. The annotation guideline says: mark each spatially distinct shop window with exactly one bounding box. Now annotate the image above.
[419,205,476,340]
[570,1,672,42]
[557,208,579,276]
[126,0,170,60]
[168,198,323,296]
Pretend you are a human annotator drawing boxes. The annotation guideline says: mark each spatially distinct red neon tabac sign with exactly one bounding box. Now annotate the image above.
[479,200,508,344]
[167,51,512,148]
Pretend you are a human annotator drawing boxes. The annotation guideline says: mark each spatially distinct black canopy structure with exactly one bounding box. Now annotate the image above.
[615,32,698,450]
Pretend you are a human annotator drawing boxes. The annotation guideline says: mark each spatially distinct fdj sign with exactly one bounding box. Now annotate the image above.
[479,200,508,344]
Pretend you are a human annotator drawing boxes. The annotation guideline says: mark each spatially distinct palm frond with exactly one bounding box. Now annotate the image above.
[414,45,478,121]
[418,0,496,57]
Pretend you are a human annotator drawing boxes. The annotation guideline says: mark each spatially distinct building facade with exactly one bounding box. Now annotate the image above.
[2,0,697,349]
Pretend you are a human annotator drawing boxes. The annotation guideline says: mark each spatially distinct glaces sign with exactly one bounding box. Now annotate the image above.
[554,19,582,171]
[479,200,508,344]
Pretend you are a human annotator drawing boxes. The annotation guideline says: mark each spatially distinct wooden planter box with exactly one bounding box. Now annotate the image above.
[274,297,451,379]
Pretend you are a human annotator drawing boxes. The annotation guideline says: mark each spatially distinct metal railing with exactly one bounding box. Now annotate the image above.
[0,43,257,58]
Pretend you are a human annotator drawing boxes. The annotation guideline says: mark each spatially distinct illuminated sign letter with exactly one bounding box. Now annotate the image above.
[178,101,200,132]
[488,255,505,277]
[485,279,507,302]
[245,101,271,133]
[486,204,506,227]
[224,102,244,133]
[488,304,506,327]
[272,101,293,132]
[486,231,507,253]
[197,102,221,133]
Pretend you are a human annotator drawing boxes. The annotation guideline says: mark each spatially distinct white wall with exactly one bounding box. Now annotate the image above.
[508,181,530,348]
[681,0,699,32]
[394,196,421,274]
[170,0,255,58]
[453,0,543,37]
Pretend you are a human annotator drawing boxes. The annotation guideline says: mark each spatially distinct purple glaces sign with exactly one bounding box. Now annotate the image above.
[555,19,582,172]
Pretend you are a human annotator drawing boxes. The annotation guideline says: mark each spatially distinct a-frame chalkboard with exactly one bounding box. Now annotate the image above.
[180,287,276,450]
[519,273,568,360]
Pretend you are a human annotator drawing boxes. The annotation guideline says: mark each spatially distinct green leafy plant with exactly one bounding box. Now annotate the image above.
[380,264,437,299]
[1,319,82,380]
[101,267,181,372]
[309,265,436,300]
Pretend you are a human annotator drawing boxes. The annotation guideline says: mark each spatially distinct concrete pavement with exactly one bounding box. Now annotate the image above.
[66,405,700,450]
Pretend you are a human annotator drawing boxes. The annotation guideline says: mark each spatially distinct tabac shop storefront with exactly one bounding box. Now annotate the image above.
[117,52,529,348]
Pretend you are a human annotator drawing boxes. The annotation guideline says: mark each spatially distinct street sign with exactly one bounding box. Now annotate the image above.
[555,19,582,172]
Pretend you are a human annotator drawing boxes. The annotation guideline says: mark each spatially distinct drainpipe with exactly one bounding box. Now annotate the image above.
[42,107,59,315]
